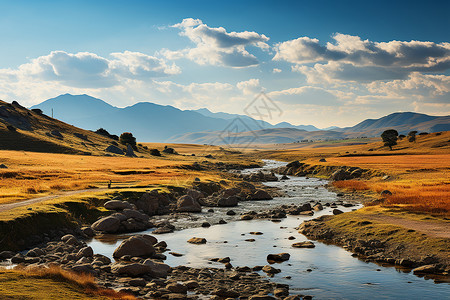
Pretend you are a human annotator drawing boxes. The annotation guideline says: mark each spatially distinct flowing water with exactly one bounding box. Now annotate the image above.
[88,160,450,299]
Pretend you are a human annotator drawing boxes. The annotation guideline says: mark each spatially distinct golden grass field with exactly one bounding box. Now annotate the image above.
[0,144,251,205]
[250,131,450,215]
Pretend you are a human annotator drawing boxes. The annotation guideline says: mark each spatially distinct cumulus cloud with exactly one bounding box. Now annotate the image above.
[274,33,450,70]
[166,18,269,67]
[272,68,282,73]
[367,72,450,103]
[237,79,261,95]
[0,50,180,89]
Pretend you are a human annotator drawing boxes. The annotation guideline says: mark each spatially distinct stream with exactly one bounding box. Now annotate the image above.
[88,160,450,299]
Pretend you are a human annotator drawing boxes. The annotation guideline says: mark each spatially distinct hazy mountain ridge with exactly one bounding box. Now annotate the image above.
[32,94,450,143]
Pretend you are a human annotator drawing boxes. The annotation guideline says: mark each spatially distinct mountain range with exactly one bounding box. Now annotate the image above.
[31,94,450,144]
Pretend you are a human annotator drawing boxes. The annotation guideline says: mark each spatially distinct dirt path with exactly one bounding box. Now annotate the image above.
[363,214,450,239]
[0,188,108,213]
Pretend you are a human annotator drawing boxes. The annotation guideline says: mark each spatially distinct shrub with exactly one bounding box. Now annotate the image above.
[119,132,136,148]
[31,108,43,114]
[408,130,417,142]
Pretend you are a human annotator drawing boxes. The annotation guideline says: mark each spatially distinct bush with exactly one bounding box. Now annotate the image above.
[407,130,417,142]
[31,108,43,115]
[119,132,136,149]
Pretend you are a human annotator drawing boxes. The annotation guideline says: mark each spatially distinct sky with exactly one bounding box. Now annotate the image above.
[0,0,449,128]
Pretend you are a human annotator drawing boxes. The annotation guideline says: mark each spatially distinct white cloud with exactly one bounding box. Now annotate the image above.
[166,18,269,67]
[272,68,282,73]
[0,50,180,89]
[367,72,450,103]
[268,86,346,106]
[274,33,450,69]
[237,79,261,95]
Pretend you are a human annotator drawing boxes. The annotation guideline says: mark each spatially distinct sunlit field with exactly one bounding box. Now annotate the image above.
[0,144,252,204]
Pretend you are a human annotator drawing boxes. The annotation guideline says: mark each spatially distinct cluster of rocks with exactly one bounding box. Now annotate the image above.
[273,160,369,181]
[298,217,450,276]
[238,171,279,182]
[199,187,273,207]
[238,201,354,221]
[0,231,311,299]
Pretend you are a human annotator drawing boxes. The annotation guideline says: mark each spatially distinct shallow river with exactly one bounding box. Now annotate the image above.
[88,160,450,299]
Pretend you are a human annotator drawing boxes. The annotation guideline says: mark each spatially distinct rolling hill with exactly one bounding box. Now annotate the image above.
[0,99,135,155]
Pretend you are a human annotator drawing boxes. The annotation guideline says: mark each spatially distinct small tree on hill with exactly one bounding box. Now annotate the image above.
[381,129,398,150]
[119,132,136,149]
[408,130,417,142]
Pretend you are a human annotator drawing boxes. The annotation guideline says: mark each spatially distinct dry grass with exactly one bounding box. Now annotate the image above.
[253,131,450,216]
[0,266,136,299]
[0,144,254,204]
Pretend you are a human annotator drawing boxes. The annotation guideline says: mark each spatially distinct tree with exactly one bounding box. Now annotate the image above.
[408,130,417,142]
[119,132,136,149]
[381,129,398,150]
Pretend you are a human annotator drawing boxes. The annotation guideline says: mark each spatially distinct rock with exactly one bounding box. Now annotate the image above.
[92,216,121,233]
[217,196,239,207]
[166,283,188,294]
[104,200,132,210]
[162,147,177,154]
[218,219,227,224]
[247,189,273,200]
[153,226,174,234]
[212,288,240,298]
[333,209,344,215]
[201,222,211,228]
[113,235,157,259]
[187,237,206,244]
[105,145,124,155]
[135,190,170,215]
[76,247,94,259]
[331,169,351,181]
[61,234,79,245]
[142,259,171,278]
[281,175,289,180]
[184,280,199,289]
[292,241,315,248]
[380,190,393,196]
[273,288,289,297]
[71,263,96,275]
[350,168,363,178]
[81,226,94,237]
[26,248,45,257]
[185,189,205,201]
[286,161,301,169]
[50,129,63,138]
[217,257,231,263]
[169,252,183,257]
[0,164,7,169]
[125,144,137,157]
[122,209,150,222]
[111,262,152,277]
[319,158,327,162]
[262,265,281,274]
[226,210,236,216]
[413,264,436,274]
[313,203,323,211]
[241,214,253,220]
[250,232,263,235]
[267,253,290,262]
[249,296,276,300]
[177,195,202,212]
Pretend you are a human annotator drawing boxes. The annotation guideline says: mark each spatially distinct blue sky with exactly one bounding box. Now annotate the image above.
[0,0,449,127]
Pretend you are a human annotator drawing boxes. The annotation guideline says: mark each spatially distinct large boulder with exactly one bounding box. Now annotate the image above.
[142,259,171,278]
[177,195,202,212]
[113,235,157,259]
[104,200,132,211]
[91,216,121,233]
[331,169,351,181]
[111,262,151,277]
[105,145,124,155]
[134,190,170,215]
[247,189,272,200]
[125,144,137,157]
[122,209,150,222]
[217,196,239,207]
